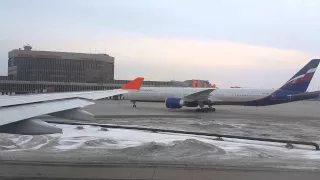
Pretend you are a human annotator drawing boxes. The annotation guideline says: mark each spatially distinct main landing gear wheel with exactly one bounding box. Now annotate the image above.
[132,101,137,108]
[208,105,215,112]
[210,107,216,112]
[196,107,216,113]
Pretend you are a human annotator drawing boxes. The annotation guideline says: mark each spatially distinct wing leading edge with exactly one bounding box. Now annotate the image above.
[0,77,144,135]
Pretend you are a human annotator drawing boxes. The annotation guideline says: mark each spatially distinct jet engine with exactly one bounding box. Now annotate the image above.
[165,98,185,109]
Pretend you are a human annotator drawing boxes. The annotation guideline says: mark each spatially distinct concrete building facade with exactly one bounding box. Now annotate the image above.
[8,45,114,83]
[0,76,179,94]
[1,46,206,96]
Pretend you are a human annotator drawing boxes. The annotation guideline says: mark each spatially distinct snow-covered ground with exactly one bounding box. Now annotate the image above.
[2,101,320,169]
[1,124,320,162]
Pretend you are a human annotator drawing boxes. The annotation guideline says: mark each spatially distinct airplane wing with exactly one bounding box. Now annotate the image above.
[0,77,144,135]
[183,89,215,102]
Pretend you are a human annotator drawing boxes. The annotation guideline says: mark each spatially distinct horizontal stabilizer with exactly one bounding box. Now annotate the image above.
[288,91,320,101]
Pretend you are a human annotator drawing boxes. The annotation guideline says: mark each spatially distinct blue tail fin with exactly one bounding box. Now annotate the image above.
[280,59,320,93]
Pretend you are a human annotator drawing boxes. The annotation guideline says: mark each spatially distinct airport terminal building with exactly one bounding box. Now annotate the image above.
[1,46,209,94]
[8,45,114,83]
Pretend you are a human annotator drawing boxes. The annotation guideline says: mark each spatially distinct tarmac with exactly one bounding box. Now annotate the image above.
[87,100,320,143]
[1,161,320,180]
[1,100,320,179]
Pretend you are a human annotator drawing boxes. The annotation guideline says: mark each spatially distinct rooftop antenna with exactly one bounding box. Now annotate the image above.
[23,43,32,51]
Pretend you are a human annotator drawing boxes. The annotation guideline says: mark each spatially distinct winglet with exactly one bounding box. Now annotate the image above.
[120,77,144,90]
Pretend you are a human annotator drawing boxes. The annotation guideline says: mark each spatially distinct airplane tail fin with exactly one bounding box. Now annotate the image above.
[280,59,320,93]
[120,77,144,90]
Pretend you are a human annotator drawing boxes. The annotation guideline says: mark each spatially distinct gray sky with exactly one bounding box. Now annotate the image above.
[1,0,320,89]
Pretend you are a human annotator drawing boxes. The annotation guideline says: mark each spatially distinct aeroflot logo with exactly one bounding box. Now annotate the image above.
[284,68,316,86]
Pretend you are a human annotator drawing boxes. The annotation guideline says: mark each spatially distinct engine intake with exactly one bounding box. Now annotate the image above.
[165,98,185,109]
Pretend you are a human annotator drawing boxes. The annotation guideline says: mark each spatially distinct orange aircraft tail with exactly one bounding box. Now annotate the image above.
[120,77,144,90]
[197,80,201,87]
[192,80,196,87]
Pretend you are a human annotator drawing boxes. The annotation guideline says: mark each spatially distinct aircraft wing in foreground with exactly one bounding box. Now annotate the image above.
[0,77,144,135]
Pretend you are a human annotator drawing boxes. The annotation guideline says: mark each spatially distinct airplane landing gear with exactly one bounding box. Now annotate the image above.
[196,103,205,112]
[132,101,137,108]
[196,105,215,113]
[209,105,216,112]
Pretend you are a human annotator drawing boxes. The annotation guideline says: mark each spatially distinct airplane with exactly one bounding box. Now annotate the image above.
[0,77,144,135]
[124,59,320,112]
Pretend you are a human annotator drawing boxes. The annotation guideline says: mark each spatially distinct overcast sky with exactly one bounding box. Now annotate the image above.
[1,0,320,89]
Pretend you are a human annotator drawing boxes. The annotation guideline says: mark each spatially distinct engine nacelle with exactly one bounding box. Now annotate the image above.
[184,102,199,107]
[165,98,185,109]
[0,118,62,135]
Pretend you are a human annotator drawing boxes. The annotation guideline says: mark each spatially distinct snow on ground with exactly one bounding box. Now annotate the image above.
[1,123,320,162]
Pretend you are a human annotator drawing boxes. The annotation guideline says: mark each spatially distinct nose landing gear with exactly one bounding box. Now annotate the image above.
[132,101,137,108]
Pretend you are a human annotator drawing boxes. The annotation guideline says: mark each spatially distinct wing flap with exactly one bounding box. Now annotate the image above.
[183,89,215,102]
[0,98,94,126]
[0,118,63,135]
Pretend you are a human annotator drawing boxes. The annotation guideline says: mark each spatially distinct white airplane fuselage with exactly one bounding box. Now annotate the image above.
[124,87,275,103]
[125,59,320,108]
